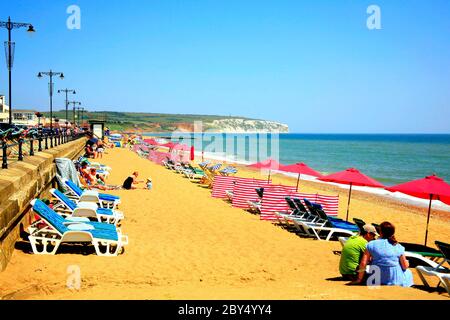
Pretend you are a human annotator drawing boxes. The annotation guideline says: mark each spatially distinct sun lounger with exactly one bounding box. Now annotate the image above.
[29,199,128,256]
[274,197,303,227]
[294,199,358,241]
[415,241,450,295]
[50,188,124,225]
[63,178,121,209]
[183,163,206,180]
[281,198,329,236]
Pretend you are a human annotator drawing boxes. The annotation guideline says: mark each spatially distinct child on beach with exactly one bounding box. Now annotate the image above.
[146,177,153,190]
[96,140,105,159]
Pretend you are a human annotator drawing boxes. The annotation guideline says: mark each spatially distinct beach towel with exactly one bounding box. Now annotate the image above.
[55,158,81,192]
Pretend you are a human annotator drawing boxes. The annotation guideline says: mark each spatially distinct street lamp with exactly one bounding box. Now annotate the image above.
[0,17,35,126]
[57,88,76,126]
[68,101,81,125]
[76,106,84,127]
[37,70,64,147]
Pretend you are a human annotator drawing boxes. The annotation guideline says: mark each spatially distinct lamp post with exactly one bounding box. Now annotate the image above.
[37,70,64,148]
[0,17,35,126]
[76,106,84,127]
[69,101,81,126]
[57,89,76,126]
[81,107,86,127]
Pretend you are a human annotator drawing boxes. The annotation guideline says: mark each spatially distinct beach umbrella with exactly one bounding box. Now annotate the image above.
[190,145,195,161]
[319,168,385,221]
[386,174,450,246]
[248,158,282,182]
[279,162,323,191]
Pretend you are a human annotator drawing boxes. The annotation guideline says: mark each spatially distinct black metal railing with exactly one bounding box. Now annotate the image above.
[1,131,87,169]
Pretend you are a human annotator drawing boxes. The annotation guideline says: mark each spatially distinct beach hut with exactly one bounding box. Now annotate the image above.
[386,174,450,246]
[319,168,384,221]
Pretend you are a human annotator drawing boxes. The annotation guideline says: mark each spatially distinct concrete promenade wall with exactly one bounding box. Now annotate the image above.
[0,138,86,271]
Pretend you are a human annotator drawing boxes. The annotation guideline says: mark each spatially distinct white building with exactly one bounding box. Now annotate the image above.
[0,95,10,123]
[12,109,39,126]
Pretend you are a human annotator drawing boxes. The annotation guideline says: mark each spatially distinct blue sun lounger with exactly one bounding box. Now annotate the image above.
[50,189,124,225]
[29,199,128,256]
[63,178,121,209]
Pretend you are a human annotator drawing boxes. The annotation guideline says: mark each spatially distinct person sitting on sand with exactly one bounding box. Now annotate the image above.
[84,144,95,158]
[122,171,144,190]
[79,169,119,191]
[350,221,414,287]
[79,161,91,179]
[146,177,153,190]
[339,224,378,281]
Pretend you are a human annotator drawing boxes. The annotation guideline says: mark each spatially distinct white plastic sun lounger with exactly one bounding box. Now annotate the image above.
[63,178,120,209]
[295,220,357,241]
[50,188,124,225]
[29,199,128,256]
[416,241,450,295]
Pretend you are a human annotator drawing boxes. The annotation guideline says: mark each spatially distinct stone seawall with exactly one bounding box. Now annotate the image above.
[0,138,86,271]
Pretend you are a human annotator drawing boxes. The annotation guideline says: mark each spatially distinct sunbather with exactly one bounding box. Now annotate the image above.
[350,221,414,287]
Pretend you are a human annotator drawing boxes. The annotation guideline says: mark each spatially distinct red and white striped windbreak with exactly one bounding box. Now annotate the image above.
[260,185,298,221]
[148,151,170,165]
[212,176,241,199]
[260,190,340,221]
[316,194,339,216]
[288,192,339,217]
[231,178,272,209]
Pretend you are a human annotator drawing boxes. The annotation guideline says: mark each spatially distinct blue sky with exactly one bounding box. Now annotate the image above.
[0,0,449,133]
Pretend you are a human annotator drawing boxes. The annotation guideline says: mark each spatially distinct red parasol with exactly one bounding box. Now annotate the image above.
[190,145,195,161]
[248,159,282,182]
[386,174,450,245]
[279,162,323,191]
[319,168,385,221]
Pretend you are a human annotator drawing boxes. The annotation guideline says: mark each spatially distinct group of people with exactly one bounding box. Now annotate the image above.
[339,221,414,287]
[84,132,107,159]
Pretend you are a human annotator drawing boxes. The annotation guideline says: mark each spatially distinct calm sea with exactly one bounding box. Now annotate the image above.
[144,133,450,186]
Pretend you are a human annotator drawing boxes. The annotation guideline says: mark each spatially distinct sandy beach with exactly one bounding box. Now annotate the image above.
[0,147,448,300]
